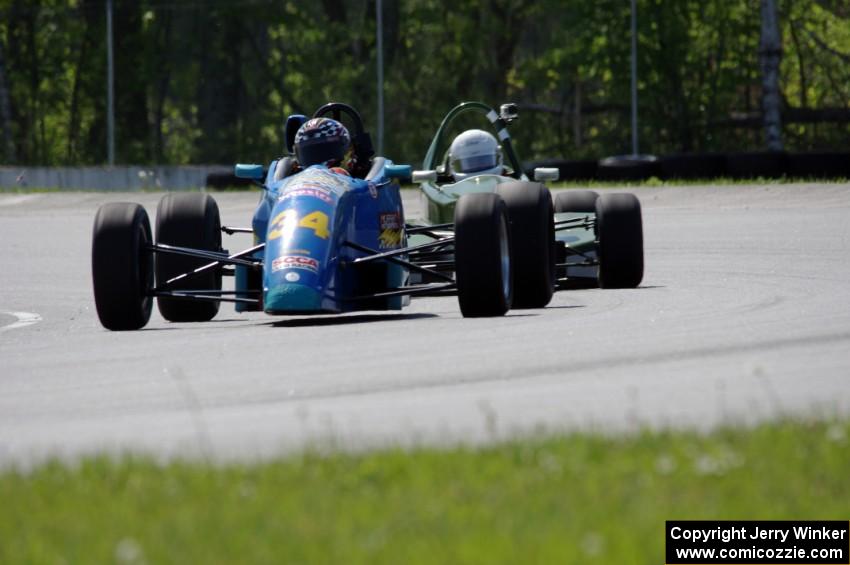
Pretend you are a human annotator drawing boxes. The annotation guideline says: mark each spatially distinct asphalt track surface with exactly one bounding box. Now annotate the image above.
[1,184,849,465]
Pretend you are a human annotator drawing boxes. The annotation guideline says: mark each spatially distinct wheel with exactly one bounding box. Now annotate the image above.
[312,102,374,175]
[495,181,554,308]
[454,193,512,317]
[155,193,222,322]
[725,151,787,179]
[204,171,255,189]
[726,151,788,179]
[92,203,154,330]
[787,151,850,179]
[597,154,659,181]
[595,193,643,288]
[660,153,725,180]
[554,190,599,213]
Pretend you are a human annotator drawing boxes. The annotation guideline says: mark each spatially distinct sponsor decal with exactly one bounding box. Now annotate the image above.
[285,272,301,282]
[272,255,319,273]
[379,211,403,249]
[379,229,403,249]
[280,167,351,196]
[279,187,334,204]
[379,212,401,230]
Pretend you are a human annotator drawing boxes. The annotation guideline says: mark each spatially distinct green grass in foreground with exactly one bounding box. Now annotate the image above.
[1,419,848,564]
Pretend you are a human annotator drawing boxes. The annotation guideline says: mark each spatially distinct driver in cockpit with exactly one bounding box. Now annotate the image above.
[447,129,503,181]
[293,118,354,177]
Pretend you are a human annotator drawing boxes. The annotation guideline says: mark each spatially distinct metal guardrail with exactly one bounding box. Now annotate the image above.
[0,165,234,191]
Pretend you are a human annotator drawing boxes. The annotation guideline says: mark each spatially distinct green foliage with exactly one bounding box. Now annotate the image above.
[1,419,848,563]
[0,0,847,166]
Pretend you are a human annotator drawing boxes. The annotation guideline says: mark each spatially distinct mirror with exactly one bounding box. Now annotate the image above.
[534,167,559,182]
[412,170,438,183]
[385,164,412,181]
[235,163,264,180]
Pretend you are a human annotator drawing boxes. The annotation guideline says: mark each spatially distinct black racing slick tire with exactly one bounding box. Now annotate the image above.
[554,190,599,213]
[92,203,154,331]
[155,193,222,322]
[495,181,555,308]
[598,154,660,181]
[454,193,512,317]
[595,193,644,288]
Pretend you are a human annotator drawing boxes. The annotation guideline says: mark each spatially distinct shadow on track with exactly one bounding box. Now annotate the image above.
[558,280,598,290]
[557,281,666,291]
[270,312,438,328]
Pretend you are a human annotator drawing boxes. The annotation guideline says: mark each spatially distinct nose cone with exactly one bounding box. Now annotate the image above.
[264,282,323,314]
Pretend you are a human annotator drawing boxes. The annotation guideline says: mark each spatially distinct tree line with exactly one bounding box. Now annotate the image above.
[0,0,848,167]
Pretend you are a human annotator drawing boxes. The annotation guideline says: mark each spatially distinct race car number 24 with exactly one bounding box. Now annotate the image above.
[268,210,330,240]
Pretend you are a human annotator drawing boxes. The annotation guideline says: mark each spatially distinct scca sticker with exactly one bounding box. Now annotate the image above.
[378,212,403,249]
[272,255,319,273]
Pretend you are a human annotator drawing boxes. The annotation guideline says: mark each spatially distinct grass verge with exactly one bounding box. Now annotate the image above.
[1,419,848,564]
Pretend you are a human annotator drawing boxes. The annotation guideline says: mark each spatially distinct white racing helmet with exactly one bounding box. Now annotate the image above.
[448,129,503,181]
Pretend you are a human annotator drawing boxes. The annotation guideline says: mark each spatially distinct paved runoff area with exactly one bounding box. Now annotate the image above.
[1,184,849,465]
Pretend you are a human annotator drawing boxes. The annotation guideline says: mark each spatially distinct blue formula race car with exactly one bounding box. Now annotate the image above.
[91,102,514,330]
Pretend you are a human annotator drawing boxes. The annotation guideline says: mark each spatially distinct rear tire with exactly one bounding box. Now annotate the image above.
[595,193,643,288]
[495,181,554,308]
[554,190,599,213]
[454,193,512,317]
[155,193,222,322]
[92,203,154,330]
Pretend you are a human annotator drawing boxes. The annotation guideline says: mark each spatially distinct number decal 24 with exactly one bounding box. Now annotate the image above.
[269,210,330,240]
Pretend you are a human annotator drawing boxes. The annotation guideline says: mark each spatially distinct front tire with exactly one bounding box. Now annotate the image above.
[454,193,512,317]
[555,190,599,213]
[155,193,222,322]
[495,181,554,308]
[595,193,644,288]
[92,203,154,330]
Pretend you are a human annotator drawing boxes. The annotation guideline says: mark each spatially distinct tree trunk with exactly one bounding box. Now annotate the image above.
[0,36,16,163]
[759,0,783,151]
[573,80,582,148]
[151,9,173,163]
[68,4,98,164]
[320,0,346,24]
[114,0,150,162]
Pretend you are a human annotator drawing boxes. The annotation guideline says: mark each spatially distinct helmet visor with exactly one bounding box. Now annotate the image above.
[452,154,499,174]
[296,138,346,167]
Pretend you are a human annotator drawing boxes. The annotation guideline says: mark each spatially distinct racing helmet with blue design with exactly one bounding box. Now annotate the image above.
[448,129,503,181]
[294,118,352,168]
